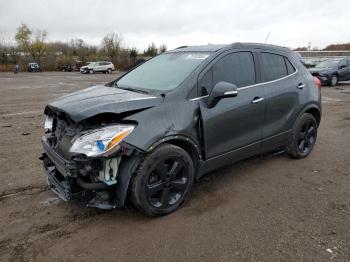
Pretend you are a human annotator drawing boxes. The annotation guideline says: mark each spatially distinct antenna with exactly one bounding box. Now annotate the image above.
[264,33,270,44]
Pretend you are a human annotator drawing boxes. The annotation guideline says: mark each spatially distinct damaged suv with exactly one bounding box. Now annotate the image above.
[41,43,321,216]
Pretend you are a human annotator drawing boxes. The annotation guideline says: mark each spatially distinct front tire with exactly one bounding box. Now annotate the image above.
[330,75,338,86]
[130,144,195,216]
[287,113,318,159]
[89,69,94,74]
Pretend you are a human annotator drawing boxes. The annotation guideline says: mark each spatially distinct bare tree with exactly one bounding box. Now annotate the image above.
[144,43,158,56]
[159,44,167,53]
[15,23,48,64]
[102,32,122,59]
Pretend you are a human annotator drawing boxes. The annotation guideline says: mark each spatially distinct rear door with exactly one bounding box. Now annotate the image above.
[199,50,265,162]
[258,51,303,150]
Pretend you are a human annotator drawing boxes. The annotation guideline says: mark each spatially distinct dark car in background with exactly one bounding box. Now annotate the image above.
[41,43,321,216]
[310,58,350,86]
[28,62,41,72]
[59,64,73,72]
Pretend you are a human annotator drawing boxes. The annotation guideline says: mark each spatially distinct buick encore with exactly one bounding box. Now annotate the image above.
[41,43,322,216]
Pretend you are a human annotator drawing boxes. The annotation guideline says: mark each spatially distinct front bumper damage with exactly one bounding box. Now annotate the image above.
[41,136,141,209]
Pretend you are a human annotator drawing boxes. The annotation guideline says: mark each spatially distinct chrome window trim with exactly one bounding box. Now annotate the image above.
[189,68,298,101]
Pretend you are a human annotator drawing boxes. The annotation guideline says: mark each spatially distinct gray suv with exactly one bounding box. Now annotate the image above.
[41,43,321,216]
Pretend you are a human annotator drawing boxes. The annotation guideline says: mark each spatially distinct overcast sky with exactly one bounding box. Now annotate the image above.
[0,0,349,51]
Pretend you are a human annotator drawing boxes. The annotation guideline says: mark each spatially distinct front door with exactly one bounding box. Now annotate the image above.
[199,51,265,163]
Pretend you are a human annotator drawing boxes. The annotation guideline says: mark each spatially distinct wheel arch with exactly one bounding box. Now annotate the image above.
[148,135,202,161]
[147,135,203,177]
[300,104,321,126]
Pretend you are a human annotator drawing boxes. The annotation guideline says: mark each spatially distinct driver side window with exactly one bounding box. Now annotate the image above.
[198,52,256,96]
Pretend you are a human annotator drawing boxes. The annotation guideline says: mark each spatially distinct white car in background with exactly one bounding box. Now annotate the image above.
[80,61,115,74]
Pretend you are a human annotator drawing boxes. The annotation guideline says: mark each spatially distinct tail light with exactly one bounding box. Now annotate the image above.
[313,77,321,92]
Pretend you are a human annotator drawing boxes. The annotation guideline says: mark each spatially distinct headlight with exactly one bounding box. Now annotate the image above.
[70,125,134,157]
[44,115,53,131]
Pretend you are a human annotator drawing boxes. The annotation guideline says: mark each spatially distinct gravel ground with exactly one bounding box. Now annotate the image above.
[0,72,349,262]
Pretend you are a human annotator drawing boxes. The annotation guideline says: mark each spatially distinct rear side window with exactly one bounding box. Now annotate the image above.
[285,58,296,74]
[261,52,287,81]
[212,52,256,88]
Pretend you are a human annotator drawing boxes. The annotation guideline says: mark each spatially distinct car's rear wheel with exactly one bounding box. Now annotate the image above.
[130,144,194,216]
[330,75,338,86]
[107,68,112,74]
[287,113,318,159]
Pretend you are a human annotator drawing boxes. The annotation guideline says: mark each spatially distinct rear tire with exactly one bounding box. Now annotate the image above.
[130,144,194,216]
[107,68,112,74]
[287,113,318,159]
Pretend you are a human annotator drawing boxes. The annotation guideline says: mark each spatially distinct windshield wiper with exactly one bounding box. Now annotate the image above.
[118,86,149,94]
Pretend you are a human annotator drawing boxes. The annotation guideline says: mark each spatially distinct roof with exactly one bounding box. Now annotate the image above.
[169,42,291,53]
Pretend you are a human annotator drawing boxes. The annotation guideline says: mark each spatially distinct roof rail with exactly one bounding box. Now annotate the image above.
[175,46,188,49]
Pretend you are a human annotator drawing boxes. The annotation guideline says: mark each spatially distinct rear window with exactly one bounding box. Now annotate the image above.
[261,53,287,81]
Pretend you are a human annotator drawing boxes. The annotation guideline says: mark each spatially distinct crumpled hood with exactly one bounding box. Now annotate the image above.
[45,85,162,122]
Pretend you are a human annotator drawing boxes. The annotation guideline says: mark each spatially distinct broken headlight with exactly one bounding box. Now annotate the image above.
[44,115,53,131]
[70,125,134,157]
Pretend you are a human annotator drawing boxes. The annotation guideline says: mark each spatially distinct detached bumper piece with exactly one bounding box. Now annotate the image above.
[45,164,75,201]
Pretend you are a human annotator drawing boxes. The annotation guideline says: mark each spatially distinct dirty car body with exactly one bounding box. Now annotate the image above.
[41,43,322,216]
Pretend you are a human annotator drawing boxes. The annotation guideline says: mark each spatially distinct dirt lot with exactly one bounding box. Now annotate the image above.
[0,72,349,262]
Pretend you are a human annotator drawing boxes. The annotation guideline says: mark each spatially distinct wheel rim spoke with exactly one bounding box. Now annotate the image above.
[308,125,315,135]
[171,178,187,191]
[168,160,184,179]
[160,188,170,207]
[147,182,164,195]
[298,139,306,151]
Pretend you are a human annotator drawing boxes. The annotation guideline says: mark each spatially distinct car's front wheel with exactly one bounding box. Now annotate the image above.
[330,74,338,86]
[287,113,318,159]
[89,69,94,74]
[130,144,194,216]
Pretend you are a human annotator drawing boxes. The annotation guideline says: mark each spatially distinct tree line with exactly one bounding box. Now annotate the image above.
[294,43,350,51]
[0,23,167,71]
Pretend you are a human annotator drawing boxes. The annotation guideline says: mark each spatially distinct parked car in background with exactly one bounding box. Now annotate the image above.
[41,43,321,216]
[80,61,115,74]
[59,64,73,72]
[309,58,350,86]
[28,62,41,72]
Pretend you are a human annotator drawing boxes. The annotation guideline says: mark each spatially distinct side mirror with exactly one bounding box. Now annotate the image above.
[207,81,238,108]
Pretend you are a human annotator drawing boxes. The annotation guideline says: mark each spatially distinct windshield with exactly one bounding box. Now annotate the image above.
[117,52,210,92]
[315,60,340,68]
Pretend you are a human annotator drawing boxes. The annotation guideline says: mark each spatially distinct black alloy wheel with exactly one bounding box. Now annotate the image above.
[130,144,194,216]
[146,157,189,208]
[287,113,318,159]
[296,119,316,155]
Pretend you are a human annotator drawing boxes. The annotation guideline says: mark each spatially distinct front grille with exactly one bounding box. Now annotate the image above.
[48,113,81,159]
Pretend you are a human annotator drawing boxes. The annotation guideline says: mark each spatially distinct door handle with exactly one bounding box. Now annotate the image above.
[297,83,305,89]
[251,97,264,104]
